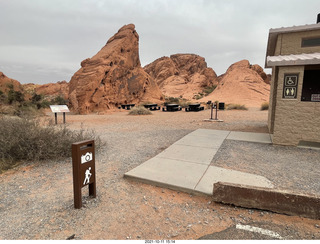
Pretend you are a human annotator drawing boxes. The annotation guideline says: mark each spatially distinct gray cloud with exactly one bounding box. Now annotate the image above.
[0,0,319,84]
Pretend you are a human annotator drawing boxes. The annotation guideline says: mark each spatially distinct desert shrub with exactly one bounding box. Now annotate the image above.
[226,104,248,110]
[193,93,204,100]
[0,116,103,172]
[203,85,217,96]
[128,106,152,115]
[0,90,6,103]
[165,97,180,104]
[164,97,191,108]
[50,95,68,105]
[193,85,217,100]
[261,102,269,111]
[7,89,24,104]
[139,101,153,106]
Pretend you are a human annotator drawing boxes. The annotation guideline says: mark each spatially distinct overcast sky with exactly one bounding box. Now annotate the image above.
[0,0,319,84]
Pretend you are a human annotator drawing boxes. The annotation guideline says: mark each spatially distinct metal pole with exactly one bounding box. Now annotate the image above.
[55,113,57,125]
[215,102,218,120]
[63,112,66,124]
[210,103,213,120]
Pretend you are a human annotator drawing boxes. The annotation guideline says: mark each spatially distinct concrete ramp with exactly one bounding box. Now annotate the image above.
[124,129,274,195]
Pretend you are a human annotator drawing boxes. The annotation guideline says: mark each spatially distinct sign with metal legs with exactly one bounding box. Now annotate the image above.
[72,140,96,209]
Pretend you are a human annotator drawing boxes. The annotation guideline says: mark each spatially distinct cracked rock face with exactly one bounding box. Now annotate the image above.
[68,24,163,114]
[144,54,218,100]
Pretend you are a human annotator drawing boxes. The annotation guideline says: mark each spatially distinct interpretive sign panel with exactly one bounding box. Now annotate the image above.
[50,105,70,113]
[50,105,70,124]
[72,140,96,209]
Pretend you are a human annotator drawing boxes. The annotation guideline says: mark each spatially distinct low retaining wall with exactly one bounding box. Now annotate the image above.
[212,182,320,220]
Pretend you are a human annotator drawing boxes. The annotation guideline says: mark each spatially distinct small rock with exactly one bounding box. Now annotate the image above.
[171,232,179,237]
[66,234,75,240]
[315,224,320,228]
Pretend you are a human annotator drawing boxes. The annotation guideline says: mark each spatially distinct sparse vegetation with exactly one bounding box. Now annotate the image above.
[226,103,248,110]
[203,85,217,96]
[128,106,152,115]
[193,85,217,100]
[0,87,68,117]
[164,97,191,108]
[261,102,269,111]
[0,116,103,173]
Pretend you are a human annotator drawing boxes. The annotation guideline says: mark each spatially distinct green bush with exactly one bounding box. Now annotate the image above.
[226,104,248,110]
[7,89,24,104]
[0,117,103,172]
[261,102,269,111]
[128,106,152,115]
[50,95,68,105]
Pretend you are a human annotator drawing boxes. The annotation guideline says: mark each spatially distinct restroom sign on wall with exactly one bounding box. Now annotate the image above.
[283,74,299,99]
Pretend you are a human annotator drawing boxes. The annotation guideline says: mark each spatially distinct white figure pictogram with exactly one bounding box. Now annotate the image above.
[83,167,92,185]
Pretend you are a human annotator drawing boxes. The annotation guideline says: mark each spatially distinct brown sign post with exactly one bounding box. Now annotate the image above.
[72,140,96,209]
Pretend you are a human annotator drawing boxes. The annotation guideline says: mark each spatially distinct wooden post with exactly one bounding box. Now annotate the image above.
[72,140,96,209]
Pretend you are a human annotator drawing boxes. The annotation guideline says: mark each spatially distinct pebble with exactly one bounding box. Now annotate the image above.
[171,232,179,237]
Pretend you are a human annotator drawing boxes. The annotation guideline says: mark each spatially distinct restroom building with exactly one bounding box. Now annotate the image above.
[265,15,320,146]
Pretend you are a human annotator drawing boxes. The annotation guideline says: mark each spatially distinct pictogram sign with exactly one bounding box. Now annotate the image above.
[72,140,96,209]
[283,74,299,99]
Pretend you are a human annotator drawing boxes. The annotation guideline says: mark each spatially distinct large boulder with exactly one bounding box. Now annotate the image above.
[68,24,163,114]
[201,60,270,107]
[144,54,218,100]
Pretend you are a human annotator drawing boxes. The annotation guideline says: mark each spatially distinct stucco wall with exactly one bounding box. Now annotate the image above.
[272,66,320,146]
[274,30,320,56]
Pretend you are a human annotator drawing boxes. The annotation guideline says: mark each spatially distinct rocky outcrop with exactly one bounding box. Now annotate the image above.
[0,72,23,93]
[35,81,69,99]
[68,24,163,114]
[144,54,218,99]
[201,60,270,107]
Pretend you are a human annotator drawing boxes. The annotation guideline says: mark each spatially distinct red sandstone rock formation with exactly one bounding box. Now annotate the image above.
[68,24,163,114]
[200,60,270,107]
[35,81,69,99]
[144,54,218,99]
[0,72,23,93]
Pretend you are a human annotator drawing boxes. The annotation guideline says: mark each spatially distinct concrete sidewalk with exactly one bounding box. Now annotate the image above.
[124,129,274,195]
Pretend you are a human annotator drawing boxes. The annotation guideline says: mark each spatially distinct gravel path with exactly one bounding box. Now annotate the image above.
[1,109,320,240]
[211,140,320,195]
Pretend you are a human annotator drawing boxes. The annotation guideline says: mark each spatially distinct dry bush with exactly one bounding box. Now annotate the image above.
[128,106,152,115]
[261,102,269,111]
[226,104,248,110]
[0,116,103,172]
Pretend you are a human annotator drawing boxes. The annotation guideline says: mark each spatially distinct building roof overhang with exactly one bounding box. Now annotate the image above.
[265,23,320,68]
[266,52,320,67]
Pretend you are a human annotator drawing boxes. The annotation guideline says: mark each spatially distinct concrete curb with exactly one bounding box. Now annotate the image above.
[212,182,320,220]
